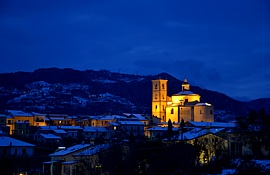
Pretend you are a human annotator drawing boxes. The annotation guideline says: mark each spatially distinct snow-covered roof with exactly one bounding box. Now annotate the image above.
[39,126,83,130]
[108,122,120,126]
[40,133,62,139]
[6,115,13,119]
[123,113,147,120]
[53,129,67,134]
[68,116,78,119]
[187,121,236,128]
[61,160,79,165]
[147,126,179,131]
[91,115,125,120]
[83,126,108,132]
[118,121,145,125]
[32,112,46,116]
[195,103,212,106]
[0,136,35,147]
[175,91,197,95]
[8,110,33,117]
[50,144,91,157]
[175,128,225,141]
[73,144,112,156]
[49,117,70,120]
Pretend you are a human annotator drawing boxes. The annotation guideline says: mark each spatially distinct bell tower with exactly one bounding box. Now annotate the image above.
[182,78,190,91]
[152,79,168,122]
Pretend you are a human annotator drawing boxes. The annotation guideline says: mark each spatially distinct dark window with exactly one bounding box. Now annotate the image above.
[3,149,7,155]
[162,84,164,89]
[8,120,11,124]
[171,108,174,114]
[22,149,26,155]
[155,84,158,89]
[210,110,213,114]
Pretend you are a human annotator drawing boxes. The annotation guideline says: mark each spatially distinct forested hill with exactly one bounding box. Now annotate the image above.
[0,68,268,119]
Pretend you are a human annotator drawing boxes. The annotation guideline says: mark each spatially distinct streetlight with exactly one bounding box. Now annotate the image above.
[51,146,66,175]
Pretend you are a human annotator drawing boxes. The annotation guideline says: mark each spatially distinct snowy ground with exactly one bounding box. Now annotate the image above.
[221,159,270,174]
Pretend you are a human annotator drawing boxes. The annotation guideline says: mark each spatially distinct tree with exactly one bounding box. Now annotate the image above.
[236,109,270,158]
[180,118,185,140]
[167,119,172,141]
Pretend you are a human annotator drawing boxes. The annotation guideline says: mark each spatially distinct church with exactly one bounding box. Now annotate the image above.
[152,78,214,123]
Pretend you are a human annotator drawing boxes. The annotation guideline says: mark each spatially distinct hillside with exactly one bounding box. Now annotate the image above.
[0,68,268,121]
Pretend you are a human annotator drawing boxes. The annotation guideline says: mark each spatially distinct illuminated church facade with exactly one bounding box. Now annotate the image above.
[152,78,214,123]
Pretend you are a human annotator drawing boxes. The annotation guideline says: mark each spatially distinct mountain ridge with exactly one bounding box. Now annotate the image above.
[0,68,269,119]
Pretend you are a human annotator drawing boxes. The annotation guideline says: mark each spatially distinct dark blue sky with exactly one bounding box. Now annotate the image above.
[1,0,270,100]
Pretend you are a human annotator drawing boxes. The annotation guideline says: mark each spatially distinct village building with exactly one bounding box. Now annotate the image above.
[0,134,35,157]
[152,78,214,123]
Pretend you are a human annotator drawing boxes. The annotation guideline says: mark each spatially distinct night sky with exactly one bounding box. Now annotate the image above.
[1,0,270,100]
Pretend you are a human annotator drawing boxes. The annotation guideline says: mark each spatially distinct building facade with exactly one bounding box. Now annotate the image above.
[152,78,214,123]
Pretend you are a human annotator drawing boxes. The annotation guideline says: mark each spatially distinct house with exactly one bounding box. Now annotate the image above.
[0,135,35,157]
[118,120,145,137]
[145,126,179,139]
[47,114,72,126]
[39,133,62,147]
[32,112,47,127]
[38,126,83,138]
[0,114,6,125]
[185,121,236,129]
[34,126,84,146]
[0,114,9,135]
[90,115,125,127]
[13,121,30,138]
[82,126,111,144]
[122,113,149,126]
[166,127,228,165]
[42,143,111,175]
[6,110,34,134]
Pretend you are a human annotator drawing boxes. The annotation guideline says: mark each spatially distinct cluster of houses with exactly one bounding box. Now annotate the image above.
[0,108,269,174]
[0,78,269,174]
